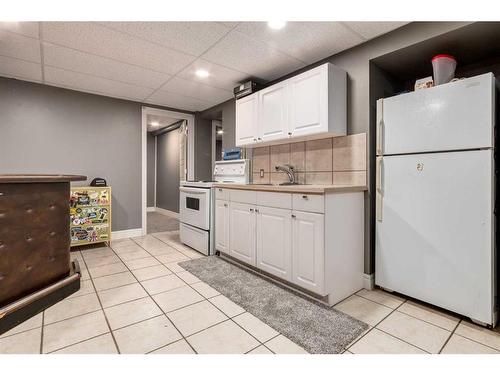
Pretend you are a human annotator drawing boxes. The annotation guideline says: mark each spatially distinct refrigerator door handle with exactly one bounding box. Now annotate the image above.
[376,157,384,222]
[376,99,384,155]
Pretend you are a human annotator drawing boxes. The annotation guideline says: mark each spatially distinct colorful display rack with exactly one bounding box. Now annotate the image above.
[70,187,111,247]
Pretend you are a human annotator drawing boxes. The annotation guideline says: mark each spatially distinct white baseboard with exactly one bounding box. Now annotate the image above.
[363,273,375,290]
[146,206,156,212]
[112,228,142,240]
[154,207,179,218]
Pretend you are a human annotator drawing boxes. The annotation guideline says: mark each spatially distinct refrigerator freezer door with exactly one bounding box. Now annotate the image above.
[378,73,495,155]
[376,149,494,325]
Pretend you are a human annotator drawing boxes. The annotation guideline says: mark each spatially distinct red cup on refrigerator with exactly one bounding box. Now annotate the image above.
[432,54,457,85]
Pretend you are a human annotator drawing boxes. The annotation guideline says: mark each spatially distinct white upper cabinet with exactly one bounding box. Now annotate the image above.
[288,64,328,137]
[258,81,289,143]
[235,92,259,146]
[235,63,346,147]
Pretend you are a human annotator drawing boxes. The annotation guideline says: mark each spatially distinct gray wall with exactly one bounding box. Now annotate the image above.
[194,116,213,181]
[195,99,236,180]
[156,129,180,212]
[0,77,142,231]
[147,133,155,207]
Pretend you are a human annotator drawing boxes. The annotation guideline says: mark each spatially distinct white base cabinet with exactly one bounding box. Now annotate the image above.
[292,211,325,294]
[256,206,292,281]
[228,202,256,266]
[215,199,229,253]
[215,188,364,305]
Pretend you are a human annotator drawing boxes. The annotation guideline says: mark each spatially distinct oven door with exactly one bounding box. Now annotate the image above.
[179,186,210,230]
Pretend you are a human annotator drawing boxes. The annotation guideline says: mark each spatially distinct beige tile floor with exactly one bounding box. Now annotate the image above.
[1,230,499,354]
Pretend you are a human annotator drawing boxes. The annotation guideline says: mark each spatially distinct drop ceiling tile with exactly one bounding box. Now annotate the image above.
[101,22,232,56]
[0,22,39,38]
[43,43,170,89]
[235,22,364,64]
[146,90,213,112]
[44,66,154,101]
[42,22,195,75]
[0,30,40,62]
[161,76,233,104]
[343,22,408,40]
[0,55,42,82]
[202,30,305,81]
[177,58,249,91]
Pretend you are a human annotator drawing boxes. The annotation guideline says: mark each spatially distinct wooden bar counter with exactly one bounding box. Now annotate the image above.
[0,174,87,334]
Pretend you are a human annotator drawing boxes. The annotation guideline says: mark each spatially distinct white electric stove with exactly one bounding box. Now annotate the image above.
[179,159,250,255]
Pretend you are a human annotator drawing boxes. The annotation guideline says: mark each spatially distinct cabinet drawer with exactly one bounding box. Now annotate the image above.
[215,187,230,200]
[230,189,257,204]
[293,193,324,213]
[257,191,292,209]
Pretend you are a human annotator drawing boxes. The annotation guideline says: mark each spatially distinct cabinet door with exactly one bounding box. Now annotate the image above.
[292,211,325,294]
[288,64,328,137]
[256,206,292,281]
[258,81,289,143]
[235,93,258,146]
[215,199,229,253]
[229,202,256,265]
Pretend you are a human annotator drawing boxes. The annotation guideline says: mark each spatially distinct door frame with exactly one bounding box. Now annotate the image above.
[141,106,195,236]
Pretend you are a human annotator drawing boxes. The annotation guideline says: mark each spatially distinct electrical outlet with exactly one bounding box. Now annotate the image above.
[260,169,264,178]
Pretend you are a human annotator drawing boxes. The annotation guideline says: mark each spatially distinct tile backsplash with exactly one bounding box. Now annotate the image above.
[250,133,366,186]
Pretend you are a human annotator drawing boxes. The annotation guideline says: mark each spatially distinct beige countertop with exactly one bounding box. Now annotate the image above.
[213,183,367,194]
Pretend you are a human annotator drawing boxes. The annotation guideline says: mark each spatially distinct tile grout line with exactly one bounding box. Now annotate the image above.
[354,292,462,333]
[438,319,461,354]
[39,311,45,354]
[452,328,500,353]
[107,241,200,354]
[133,234,269,349]
[145,233,301,353]
[45,332,111,354]
[130,233,274,353]
[79,253,122,354]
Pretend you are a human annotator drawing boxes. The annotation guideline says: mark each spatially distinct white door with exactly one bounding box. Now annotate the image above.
[288,64,328,137]
[229,202,256,265]
[256,206,292,281]
[259,81,289,142]
[235,93,258,146]
[378,73,494,155]
[215,199,229,253]
[292,210,325,295]
[376,149,494,324]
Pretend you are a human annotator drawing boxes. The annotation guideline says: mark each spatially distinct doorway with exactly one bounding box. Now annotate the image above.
[142,107,195,235]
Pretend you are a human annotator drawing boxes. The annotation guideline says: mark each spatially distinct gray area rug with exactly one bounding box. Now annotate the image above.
[147,212,179,234]
[179,256,368,354]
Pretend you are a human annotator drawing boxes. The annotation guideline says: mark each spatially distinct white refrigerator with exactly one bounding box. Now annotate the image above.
[375,73,497,326]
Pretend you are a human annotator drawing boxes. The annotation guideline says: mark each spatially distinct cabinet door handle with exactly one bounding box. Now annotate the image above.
[302,195,308,199]
[257,137,262,141]
[255,208,259,213]
[288,132,292,136]
[250,208,254,212]
[218,188,222,192]
[224,203,228,207]
[253,138,257,142]
[291,214,296,218]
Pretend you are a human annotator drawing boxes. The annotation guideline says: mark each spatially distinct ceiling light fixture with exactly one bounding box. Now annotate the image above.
[195,69,210,78]
[217,129,224,135]
[151,121,159,127]
[267,21,286,30]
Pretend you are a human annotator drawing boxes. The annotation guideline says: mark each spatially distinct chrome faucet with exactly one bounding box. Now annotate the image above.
[275,164,297,185]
